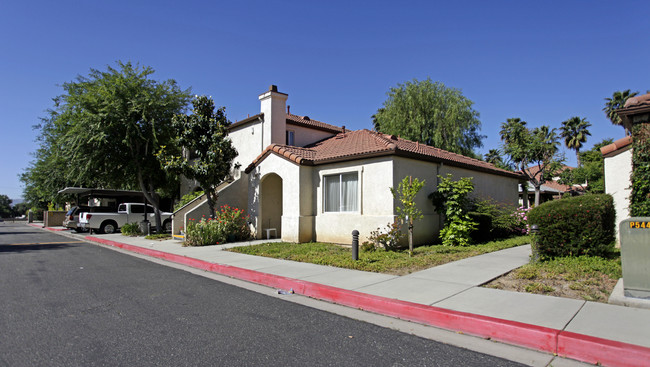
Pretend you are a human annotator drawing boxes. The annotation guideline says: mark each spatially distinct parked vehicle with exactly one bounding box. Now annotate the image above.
[78,203,172,234]
[63,205,90,232]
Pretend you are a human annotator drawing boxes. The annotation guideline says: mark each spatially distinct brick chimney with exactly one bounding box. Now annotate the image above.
[258,85,288,147]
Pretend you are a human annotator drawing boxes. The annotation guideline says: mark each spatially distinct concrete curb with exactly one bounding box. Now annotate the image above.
[82,234,650,367]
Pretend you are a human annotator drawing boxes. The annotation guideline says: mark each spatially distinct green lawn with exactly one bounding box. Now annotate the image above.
[227,236,531,275]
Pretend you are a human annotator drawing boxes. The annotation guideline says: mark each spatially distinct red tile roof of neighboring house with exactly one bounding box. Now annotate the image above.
[522,164,579,193]
[600,136,633,156]
[244,129,522,178]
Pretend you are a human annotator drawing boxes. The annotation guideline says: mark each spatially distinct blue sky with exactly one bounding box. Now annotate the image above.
[2,1,649,201]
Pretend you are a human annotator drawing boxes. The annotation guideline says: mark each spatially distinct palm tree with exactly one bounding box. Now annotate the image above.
[560,117,591,167]
[604,90,638,135]
[484,149,502,165]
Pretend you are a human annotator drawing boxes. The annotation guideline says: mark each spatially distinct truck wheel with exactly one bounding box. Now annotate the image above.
[163,220,172,233]
[100,221,118,234]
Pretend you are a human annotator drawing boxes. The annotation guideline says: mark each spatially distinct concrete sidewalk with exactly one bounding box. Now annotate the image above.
[31,224,650,367]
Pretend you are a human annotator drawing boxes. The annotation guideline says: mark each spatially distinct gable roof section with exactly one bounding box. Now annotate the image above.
[228,113,344,134]
[286,113,344,133]
[244,129,522,178]
[229,113,264,130]
[600,136,633,157]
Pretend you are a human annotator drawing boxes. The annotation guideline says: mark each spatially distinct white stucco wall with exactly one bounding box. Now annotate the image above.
[247,154,311,243]
[604,147,633,238]
[438,164,520,207]
[313,157,396,244]
[229,121,265,171]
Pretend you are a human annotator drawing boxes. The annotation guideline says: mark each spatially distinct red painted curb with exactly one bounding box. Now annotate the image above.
[85,236,650,366]
[558,331,650,367]
[29,223,67,231]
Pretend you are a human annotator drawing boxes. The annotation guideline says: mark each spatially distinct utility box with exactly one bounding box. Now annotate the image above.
[620,218,650,299]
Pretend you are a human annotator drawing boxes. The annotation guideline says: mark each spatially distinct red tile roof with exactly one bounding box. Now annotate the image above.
[228,113,343,134]
[623,93,650,108]
[286,113,344,133]
[244,129,522,178]
[600,136,633,156]
[522,164,579,193]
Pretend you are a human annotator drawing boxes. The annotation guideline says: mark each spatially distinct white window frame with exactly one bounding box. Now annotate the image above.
[323,172,359,213]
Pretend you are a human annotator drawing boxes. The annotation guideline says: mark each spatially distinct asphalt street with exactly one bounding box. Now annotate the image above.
[0,222,526,366]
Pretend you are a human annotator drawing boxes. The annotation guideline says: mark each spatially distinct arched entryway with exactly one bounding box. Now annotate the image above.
[260,173,283,239]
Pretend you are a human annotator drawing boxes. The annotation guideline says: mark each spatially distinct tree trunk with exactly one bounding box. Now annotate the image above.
[408,219,413,256]
[136,169,162,233]
[534,187,541,207]
[205,188,218,219]
[521,181,529,208]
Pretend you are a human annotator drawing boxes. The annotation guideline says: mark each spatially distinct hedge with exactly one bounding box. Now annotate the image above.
[527,194,615,259]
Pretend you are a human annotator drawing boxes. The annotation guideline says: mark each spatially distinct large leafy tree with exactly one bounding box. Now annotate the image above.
[372,78,484,156]
[35,61,191,231]
[500,118,563,206]
[604,90,638,135]
[21,112,100,209]
[0,195,12,218]
[159,95,238,219]
[560,116,591,166]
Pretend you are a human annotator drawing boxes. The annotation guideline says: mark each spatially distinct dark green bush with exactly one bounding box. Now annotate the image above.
[468,212,492,242]
[527,194,615,259]
[468,199,524,242]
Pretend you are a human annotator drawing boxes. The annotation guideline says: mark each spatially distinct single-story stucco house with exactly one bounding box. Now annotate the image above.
[174,85,522,245]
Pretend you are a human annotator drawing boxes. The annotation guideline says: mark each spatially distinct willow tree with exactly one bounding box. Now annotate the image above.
[372,78,484,156]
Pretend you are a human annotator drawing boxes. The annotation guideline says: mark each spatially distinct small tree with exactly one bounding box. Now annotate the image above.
[390,176,424,255]
[500,118,564,206]
[429,174,477,246]
[159,95,238,218]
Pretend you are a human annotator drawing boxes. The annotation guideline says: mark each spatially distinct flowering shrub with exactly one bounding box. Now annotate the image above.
[184,206,251,247]
[512,206,531,235]
[184,217,226,247]
[217,205,251,242]
[362,220,404,251]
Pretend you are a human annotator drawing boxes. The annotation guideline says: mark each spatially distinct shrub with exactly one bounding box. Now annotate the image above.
[121,222,142,236]
[469,200,529,242]
[217,205,251,242]
[429,174,477,246]
[184,217,226,246]
[527,194,615,260]
[184,206,251,246]
[362,220,403,251]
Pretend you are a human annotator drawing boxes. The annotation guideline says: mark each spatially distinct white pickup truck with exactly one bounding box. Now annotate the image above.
[78,203,172,234]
